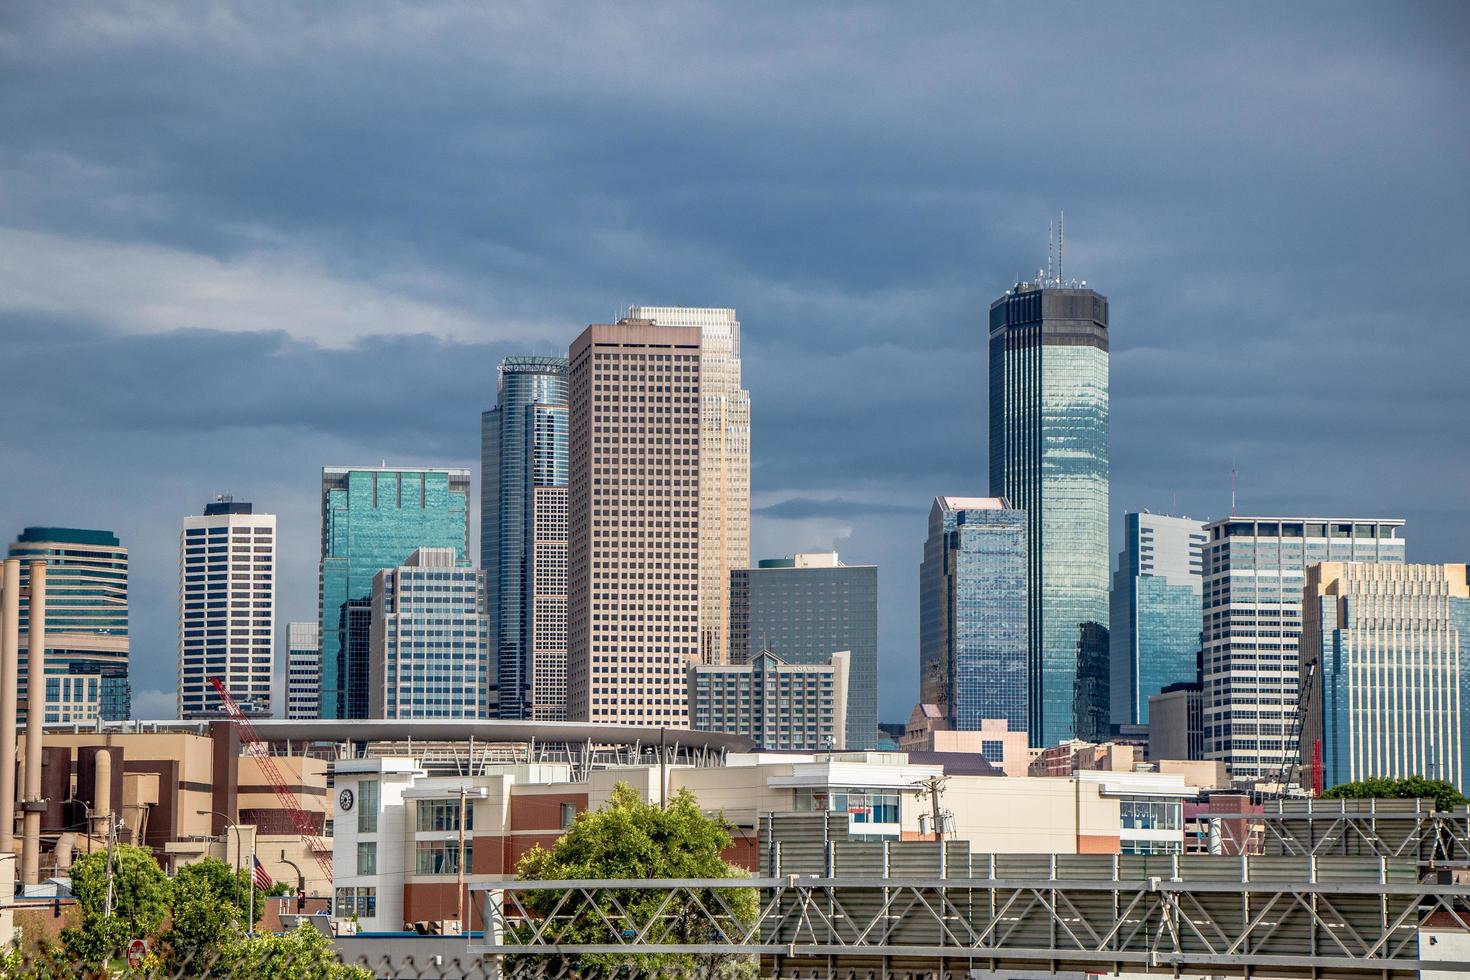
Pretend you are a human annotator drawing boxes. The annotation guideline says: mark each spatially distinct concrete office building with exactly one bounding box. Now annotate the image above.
[918,497,1028,734]
[369,548,489,719]
[1110,513,1206,726]
[627,307,750,668]
[1301,562,1470,791]
[1149,680,1204,762]
[988,268,1110,747]
[285,622,321,720]
[6,528,130,723]
[480,356,568,719]
[730,553,879,750]
[178,498,275,719]
[689,648,849,751]
[1202,517,1406,780]
[566,318,702,725]
[319,467,471,719]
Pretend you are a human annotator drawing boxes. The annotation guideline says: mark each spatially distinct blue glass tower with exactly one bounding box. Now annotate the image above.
[1109,513,1205,726]
[988,277,1109,747]
[480,356,568,718]
[319,467,470,719]
[919,497,1028,734]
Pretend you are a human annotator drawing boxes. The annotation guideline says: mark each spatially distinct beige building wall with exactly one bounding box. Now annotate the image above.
[566,319,703,724]
[627,307,750,667]
[1157,759,1230,790]
[927,776,1119,853]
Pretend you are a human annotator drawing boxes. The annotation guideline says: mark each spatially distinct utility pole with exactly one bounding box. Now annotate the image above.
[919,774,948,842]
[455,785,467,931]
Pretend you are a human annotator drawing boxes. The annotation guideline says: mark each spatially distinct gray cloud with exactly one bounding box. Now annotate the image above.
[1,1,1467,720]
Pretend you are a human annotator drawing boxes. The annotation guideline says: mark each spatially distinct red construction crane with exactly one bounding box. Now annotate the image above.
[209,677,334,882]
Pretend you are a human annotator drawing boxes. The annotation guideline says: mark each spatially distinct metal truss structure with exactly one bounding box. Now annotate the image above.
[1248,799,1470,865]
[470,860,1470,979]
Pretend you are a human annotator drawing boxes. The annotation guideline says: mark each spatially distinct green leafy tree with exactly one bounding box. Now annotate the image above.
[213,923,373,980]
[1320,775,1467,812]
[516,783,758,978]
[162,858,265,971]
[61,844,172,964]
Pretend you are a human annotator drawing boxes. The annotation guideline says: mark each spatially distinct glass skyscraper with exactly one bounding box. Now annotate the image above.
[319,466,470,719]
[1202,517,1406,780]
[1302,562,1470,792]
[918,497,1028,734]
[988,279,1110,747]
[729,552,878,749]
[1109,513,1206,726]
[6,527,130,724]
[480,356,568,718]
[1073,621,1110,742]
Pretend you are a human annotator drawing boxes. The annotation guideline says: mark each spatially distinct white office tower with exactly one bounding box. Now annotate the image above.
[178,497,276,718]
[286,621,321,719]
[626,306,751,665]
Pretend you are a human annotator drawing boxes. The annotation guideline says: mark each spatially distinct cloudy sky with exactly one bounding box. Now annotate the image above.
[2,2,1467,722]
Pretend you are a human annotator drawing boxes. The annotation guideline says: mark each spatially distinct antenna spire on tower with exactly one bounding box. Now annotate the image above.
[1047,220,1054,283]
[1058,210,1064,283]
[1230,462,1238,516]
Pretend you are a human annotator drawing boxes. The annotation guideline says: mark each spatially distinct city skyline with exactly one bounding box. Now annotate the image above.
[2,4,1467,723]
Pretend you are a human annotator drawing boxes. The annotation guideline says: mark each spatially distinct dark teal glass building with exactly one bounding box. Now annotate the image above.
[319,467,470,719]
[1109,513,1205,727]
[988,279,1110,747]
[919,497,1028,734]
[480,356,568,718]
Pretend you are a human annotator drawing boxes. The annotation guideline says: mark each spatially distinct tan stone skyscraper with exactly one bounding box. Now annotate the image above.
[627,307,750,665]
[566,318,703,724]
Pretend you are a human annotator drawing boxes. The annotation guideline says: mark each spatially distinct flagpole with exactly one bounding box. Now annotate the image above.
[248,832,255,938]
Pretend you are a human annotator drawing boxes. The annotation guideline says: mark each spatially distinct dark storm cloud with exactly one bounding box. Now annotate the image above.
[1,1,1467,717]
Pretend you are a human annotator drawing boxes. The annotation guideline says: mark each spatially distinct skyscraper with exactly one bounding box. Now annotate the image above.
[729,552,878,749]
[6,527,130,723]
[626,307,750,666]
[689,648,849,751]
[1302,562,1470,791]
[1202,517,1406,780]
[918,497,1028,735]
[1109,513,1206,726]
[988,265,1110,747]
[566,318,702,725]
[285,621,321,720]
[1073,622,1110,743]
[369,547,489,719]
[481,356,568,718]
[178,497,275,719]
[319,466,471,719]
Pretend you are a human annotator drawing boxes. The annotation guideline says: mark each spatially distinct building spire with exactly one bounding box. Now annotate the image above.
[1057,210,1064,283]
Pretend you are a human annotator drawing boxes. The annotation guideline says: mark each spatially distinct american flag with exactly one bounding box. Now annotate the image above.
[252,855,272,891]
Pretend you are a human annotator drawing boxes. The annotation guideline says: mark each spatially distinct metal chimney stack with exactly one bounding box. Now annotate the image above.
[0,558,19,857]
[21,561,45,886]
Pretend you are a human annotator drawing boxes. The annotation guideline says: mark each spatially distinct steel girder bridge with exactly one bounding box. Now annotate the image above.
[469,862,1470,979]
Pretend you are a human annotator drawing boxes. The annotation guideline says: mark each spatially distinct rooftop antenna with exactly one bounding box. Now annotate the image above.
[1058,210,1064,284]
[1230,461,1238,516]
[1047,220,1054,283]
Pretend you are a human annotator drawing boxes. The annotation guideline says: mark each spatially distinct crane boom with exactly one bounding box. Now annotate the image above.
[209,677,334,883]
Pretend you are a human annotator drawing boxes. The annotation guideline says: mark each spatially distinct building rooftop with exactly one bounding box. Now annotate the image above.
[14,527,121,547]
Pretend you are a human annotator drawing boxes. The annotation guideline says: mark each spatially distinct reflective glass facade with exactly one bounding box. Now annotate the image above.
[1303,563,1470,792]
[481,356,567,718]
[1109,513,1205,726]
[319,467,470,719]
[1073,621,1110,742]
[729,555,878,749]
[919,498,1027,733]
[988,285,1110,746]
[7,527,130,724]
[1202,517,1406,780]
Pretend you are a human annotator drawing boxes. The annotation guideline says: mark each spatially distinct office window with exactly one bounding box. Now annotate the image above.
[357,780,379,834]
[357,842,377,876]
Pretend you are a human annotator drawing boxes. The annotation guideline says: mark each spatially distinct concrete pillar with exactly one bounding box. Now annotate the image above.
[0,558,19,855]
[21,560,45,886]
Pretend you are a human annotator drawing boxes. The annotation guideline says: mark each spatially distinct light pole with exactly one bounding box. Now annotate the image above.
[197,809,249,932]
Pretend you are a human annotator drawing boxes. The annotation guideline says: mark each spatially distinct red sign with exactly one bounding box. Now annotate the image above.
[126,939,147,968]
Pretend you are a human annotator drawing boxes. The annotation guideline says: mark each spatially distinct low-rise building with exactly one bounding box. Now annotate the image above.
[899,705,1031,777]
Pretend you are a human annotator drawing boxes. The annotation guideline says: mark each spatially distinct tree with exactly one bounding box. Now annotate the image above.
[162,858,264,971]
[1320,775,1467,812]
[516,783,757,978]
[61,844,171,964]
[213,924,373,980]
